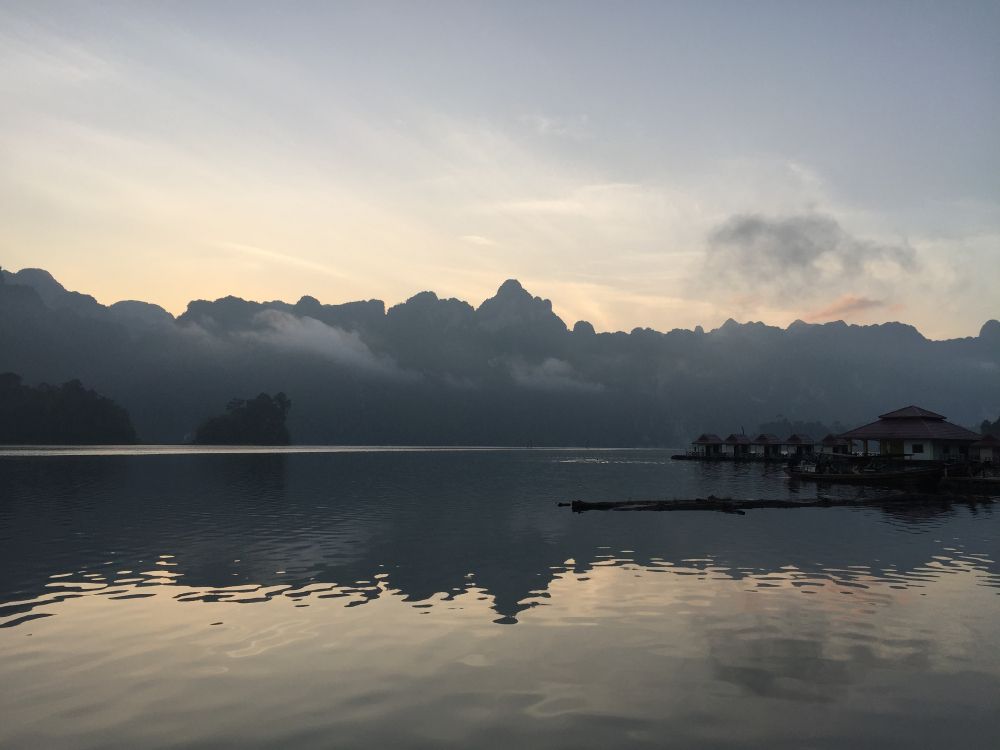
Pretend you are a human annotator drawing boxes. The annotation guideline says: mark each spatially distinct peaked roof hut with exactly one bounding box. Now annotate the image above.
[722,433,751,457]
[783,433,815,455]
[819,434,850,453]
[750,433,782,457]
[783,433,815,445]
[839,406,980,442]
[839,405,980,460]
[971,434,1000,462]
[690,433,723,457]
[692,433,723,445]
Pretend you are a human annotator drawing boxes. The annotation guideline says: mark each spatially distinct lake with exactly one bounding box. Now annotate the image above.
[1,448,998,749]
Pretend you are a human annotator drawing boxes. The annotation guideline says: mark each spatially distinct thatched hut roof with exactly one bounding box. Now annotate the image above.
[784,433,815,445]
[692,433,723,445]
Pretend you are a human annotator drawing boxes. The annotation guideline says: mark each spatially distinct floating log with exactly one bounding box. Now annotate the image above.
[561,492,998,514]
[669,454,787,462]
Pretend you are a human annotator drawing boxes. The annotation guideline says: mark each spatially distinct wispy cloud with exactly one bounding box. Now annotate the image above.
[510,357,602,393]
[518,114,592,140]
[0,6,995,341]
[0,20,117,91]
[804,295,887,322]
[491,198,587,216]
[246,310,403,375]
[214,242,349,278]
[460,234,498,247]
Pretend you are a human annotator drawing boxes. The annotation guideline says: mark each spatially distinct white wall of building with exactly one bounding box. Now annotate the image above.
[901,439,972,461]
[903,439,932,461]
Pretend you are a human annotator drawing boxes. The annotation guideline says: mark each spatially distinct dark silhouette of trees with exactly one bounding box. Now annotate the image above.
[193,392,292,445]
[756,417,846,440]
[0,373,138,444]
[981,416,1000,437]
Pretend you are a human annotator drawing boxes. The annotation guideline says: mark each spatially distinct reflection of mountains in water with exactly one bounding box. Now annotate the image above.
[1,451,997,624]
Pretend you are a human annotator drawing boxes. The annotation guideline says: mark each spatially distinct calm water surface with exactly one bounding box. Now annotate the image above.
[1,448,998,749]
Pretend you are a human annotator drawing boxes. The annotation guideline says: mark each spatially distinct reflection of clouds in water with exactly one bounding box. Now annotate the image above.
[5,561,999,750]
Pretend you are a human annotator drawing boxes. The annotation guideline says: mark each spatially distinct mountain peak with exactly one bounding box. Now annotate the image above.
[476,279,566,334]
[980,319,1000,340]
[8,268,66,297]
[496,279,528,298]
[405,290,440,306]
[4,267,107,317]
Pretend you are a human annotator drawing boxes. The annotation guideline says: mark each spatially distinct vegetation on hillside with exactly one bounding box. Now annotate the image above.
[0,373,137,444]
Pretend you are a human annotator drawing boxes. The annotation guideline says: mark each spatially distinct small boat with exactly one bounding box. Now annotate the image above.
[785,462,943,486]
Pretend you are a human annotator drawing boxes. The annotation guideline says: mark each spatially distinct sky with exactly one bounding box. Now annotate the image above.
[1,0,998,339]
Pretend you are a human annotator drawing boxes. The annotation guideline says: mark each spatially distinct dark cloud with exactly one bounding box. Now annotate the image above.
[705,214,916,299]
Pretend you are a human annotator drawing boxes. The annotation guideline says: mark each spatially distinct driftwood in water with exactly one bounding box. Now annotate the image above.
[560,493,998,515]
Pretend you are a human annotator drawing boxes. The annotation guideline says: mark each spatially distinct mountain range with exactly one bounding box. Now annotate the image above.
[1,267,998,445]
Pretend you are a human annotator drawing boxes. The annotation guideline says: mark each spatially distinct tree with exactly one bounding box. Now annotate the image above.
[0,372,138,444]
[193,392,292,445]
[756,417,846,439]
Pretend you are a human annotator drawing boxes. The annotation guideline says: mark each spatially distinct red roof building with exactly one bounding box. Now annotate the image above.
[839,405,981,461]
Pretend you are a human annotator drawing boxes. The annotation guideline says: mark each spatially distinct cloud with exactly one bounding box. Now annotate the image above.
[510,358,602,393]
[804,295,887,322]
[460,234,498,247]
[490,198,588,216]
[518,114,592,140]
[215,242,348,278]
[704,213,917,302]
[245,310,401,375]
[0,20,118,91]
[2,9,991,341]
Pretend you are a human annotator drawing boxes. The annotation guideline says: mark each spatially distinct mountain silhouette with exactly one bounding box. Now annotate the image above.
[1,266,997,444]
